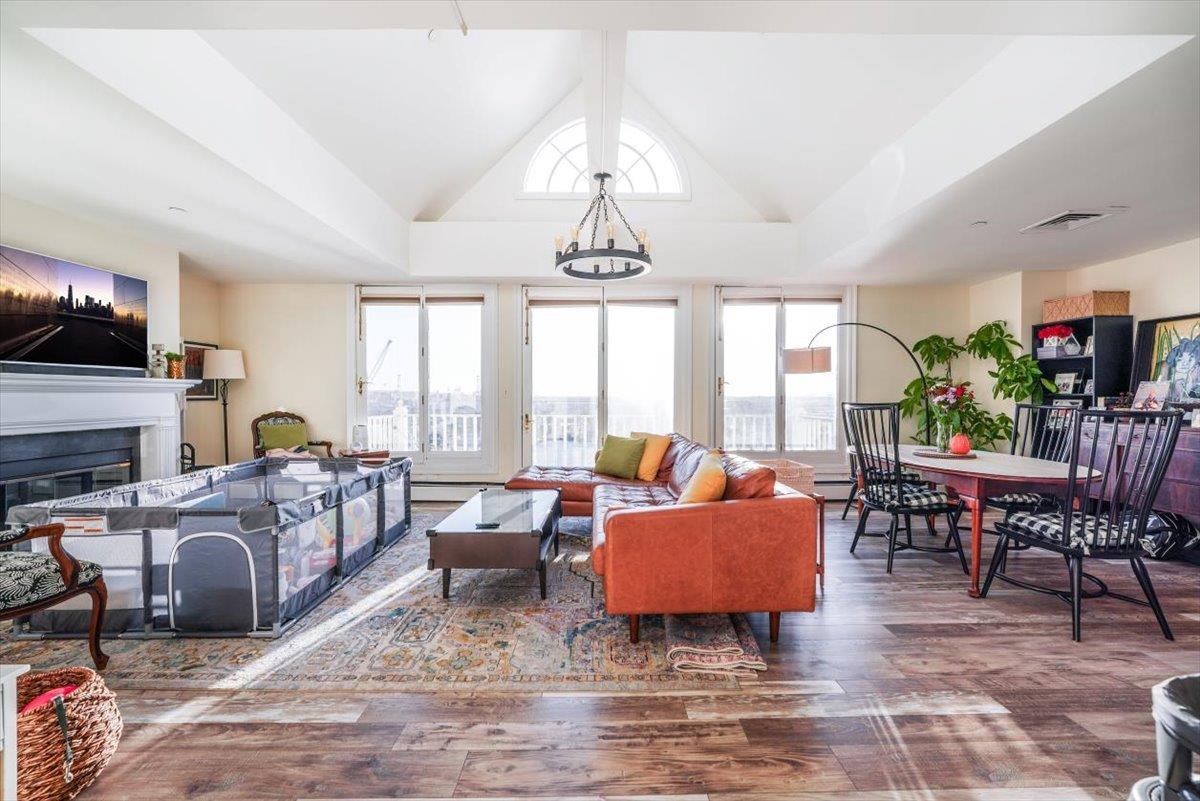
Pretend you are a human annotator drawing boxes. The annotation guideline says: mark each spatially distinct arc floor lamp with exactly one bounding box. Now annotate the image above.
[783,322,933,446]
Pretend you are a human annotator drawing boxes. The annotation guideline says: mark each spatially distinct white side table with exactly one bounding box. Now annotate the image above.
[0,665,30,801]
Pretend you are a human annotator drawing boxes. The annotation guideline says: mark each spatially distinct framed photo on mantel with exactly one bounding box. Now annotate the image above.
[1132,314,1199,411]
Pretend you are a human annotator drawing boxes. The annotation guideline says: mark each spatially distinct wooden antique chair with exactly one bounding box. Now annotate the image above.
[250,411,333,458]
[844,402,968,574]
[982,408,1183,641]
[0,523,109,669]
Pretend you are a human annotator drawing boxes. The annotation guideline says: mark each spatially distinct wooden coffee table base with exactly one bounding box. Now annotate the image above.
[437,530,557,600]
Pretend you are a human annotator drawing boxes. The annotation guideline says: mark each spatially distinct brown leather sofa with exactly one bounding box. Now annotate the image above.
[506,434,818,642]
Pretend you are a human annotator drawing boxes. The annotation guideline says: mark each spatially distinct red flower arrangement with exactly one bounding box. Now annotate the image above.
[1037,324,1074,341]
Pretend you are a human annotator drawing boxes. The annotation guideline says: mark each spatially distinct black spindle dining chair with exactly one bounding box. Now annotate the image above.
[986,403,1075,519]
[844,402,968,574]
[982,408,1183,641]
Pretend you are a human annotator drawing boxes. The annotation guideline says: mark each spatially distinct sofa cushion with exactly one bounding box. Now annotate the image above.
[667,435,709,495]
[506,466,656,505]
[721,453,777,500]
[631,432,672,482]
[594,435,647,480]
[678,450,728,504]
[591,483,677,575]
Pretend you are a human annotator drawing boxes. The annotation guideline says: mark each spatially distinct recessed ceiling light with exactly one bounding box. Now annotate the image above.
[167,206,188,213]
[970,220,988,227]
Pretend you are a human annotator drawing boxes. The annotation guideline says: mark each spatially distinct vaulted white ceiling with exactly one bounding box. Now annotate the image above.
[0,1,1196,284]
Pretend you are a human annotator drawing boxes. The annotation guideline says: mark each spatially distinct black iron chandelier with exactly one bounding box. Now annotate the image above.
[554,172,651,281]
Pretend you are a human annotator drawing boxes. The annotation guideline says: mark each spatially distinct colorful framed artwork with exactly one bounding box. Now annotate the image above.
[184,340,217,400]
[1132,314,1200,410]
[1132,380,1170,411]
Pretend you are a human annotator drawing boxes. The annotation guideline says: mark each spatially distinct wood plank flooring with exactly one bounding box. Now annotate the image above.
[75,507,1200,800]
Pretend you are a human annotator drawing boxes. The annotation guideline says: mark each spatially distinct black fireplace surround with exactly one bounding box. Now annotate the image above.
[1,427,140,522]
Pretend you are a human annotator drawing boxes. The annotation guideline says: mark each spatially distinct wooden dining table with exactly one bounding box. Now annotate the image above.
[854,445,1100,597]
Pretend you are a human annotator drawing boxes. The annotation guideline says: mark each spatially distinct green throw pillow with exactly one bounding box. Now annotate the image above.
[594,435,647,480]
[259,422,308,451]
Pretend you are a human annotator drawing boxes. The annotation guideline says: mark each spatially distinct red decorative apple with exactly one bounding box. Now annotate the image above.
[949,433,972,455]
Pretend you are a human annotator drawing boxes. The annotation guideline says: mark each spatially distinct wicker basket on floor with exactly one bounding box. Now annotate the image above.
[17,667,123,801]
[756,458,816,495]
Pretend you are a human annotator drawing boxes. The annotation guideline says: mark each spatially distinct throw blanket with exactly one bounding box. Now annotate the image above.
[664,613,767,677]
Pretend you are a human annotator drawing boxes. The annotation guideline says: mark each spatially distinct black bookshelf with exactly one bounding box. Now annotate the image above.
[1032,315,1133,406]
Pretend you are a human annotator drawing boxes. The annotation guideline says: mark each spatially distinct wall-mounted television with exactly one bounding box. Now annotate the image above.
[1,244,148,371]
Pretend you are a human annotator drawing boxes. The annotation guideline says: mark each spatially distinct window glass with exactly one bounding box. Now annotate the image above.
[607,303,675,437]
[524,119,682,196]
[784,302,839,451]
[362,303,420,452]
[721,302,777,451]
[427,301,483,453]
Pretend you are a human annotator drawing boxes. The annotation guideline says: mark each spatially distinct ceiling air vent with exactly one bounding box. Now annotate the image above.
[1019,210,1116,233]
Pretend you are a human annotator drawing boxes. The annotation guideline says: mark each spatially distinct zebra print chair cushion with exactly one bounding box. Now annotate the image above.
[863,484,957,512]
[865,467,924,483]
[986,492,1055,510]
[1005,512,1138,554]
[0,552,103,612]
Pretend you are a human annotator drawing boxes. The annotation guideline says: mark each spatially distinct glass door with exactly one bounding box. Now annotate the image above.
[361,301,421,453]
[720,300,778,451]
[606,301,675,437]
[527,302,601,466]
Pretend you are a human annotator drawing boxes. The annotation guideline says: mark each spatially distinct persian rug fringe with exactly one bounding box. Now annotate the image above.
[664,613,767,676]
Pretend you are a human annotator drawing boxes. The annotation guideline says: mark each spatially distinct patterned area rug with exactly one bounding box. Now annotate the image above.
[0,513,740,692]
[665,613,767,677]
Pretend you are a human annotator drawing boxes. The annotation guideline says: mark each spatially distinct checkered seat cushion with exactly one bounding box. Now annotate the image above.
[863,484,957,512]
[0,552,103,612]
[1005,512,1139,554]
[865,467,924,483]
[986,492,1056,511]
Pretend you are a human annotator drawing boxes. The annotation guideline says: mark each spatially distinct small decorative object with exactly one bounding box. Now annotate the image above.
[17,666,122,801]
[164,351,185,379]
[1131,313,1200,412]
[1083,335,1095,356]
[148,343,166,378]
[926,381,974,453]
[948,433,972,455]
[1083,378,1095,395]
[183,341,218,400]
[1053,372,1078,393]
[1038,324,1075,348]
[1132,380,1170,411]
[1062,333,1082,356]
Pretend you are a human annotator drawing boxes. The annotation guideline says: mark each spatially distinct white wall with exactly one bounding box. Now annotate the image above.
[1062,237,1199,323]
[0,193,180,351]
[179,269,224,464]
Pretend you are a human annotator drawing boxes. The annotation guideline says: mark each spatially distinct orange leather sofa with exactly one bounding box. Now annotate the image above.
[506,434,818,642]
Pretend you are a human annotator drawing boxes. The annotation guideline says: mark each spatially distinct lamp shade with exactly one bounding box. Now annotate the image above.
[202,349,245,380]
[782,346,832,374]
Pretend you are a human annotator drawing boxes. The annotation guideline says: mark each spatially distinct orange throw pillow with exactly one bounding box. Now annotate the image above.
[677,449,727,504]
[631,432,672,482]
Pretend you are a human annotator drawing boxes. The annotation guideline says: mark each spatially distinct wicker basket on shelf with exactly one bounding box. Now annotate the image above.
[755,458,816,495]
[17,667,122,801]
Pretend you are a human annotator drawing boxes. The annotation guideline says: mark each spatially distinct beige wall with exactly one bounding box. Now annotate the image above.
[0,194,180,350]
[179,271,224,464]
[218,283,353,462]
[856,282,973,441]
[1062,238,1199,324]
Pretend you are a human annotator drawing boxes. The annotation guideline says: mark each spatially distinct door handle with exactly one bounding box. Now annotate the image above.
[523,413,532,431]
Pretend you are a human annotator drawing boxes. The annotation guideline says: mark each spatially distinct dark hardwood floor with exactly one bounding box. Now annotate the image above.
[78,506,1199,800]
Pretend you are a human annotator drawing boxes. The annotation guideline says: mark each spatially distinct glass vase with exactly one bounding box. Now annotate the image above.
[935,419,952,453]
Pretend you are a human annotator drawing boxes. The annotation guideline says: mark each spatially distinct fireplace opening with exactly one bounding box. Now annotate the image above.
[1,427,140,522]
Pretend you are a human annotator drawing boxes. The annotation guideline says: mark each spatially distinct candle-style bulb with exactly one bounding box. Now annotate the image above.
[606,222,615,239]
[569,226,580,243]
[554,235,564,253]
[636,228,647,245]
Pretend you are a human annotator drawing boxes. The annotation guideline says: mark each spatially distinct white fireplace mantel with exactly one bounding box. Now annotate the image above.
[0,373,197,480]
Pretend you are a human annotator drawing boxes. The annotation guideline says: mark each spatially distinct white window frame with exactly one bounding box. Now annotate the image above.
[520,284,692,465]
[714,286,856,471]
[355,284,498,475]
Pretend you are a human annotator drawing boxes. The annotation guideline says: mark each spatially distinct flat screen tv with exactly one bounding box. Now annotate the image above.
[1,244,148,371]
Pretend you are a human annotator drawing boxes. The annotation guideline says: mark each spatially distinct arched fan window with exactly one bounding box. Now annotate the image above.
[523,119,684,197]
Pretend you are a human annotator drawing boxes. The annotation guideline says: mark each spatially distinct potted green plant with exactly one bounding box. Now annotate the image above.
[164,351,185,380]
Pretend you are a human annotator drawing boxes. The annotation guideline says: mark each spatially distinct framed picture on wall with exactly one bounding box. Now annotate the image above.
[184,341,217,400]
[1132,313,1200,410]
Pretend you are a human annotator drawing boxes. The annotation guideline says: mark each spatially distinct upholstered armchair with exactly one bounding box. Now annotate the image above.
[0,523,109,669]
[250,411,333,458]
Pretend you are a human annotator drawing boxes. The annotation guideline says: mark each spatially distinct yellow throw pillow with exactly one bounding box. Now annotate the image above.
[677,449,727,504]
[631,431,672,482]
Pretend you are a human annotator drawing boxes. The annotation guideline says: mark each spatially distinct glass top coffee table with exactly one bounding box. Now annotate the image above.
[426,488,562,600]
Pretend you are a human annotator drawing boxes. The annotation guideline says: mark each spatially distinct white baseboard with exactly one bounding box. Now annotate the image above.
[411,483,494,502]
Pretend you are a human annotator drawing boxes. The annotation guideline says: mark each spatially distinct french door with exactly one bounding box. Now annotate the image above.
[522,288,687,466]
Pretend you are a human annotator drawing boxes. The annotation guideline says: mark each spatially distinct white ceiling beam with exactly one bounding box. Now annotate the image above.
[2,1,1197,35]
[25,28,408,269]
[581,30,626,193]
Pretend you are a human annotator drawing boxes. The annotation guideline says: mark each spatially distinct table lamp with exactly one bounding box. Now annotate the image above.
[202,349,245,464]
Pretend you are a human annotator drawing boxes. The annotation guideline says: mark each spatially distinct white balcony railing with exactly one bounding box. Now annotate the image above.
[367,411,835,460]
